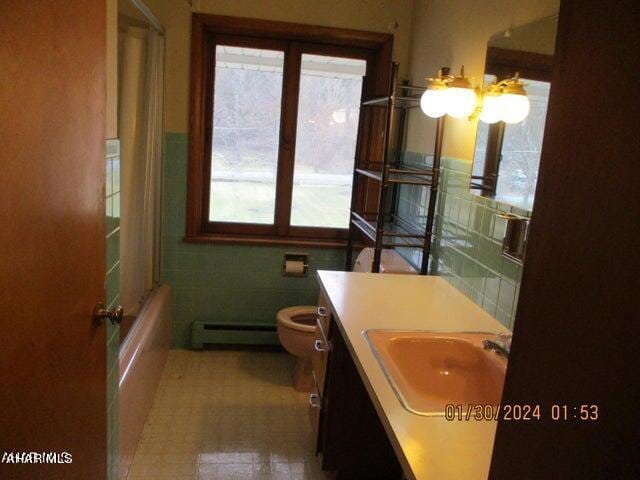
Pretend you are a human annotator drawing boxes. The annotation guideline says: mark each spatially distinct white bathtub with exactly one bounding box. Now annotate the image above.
[118,284,172,479]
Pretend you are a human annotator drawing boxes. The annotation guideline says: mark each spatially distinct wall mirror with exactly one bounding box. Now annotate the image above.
[471,15,558,212]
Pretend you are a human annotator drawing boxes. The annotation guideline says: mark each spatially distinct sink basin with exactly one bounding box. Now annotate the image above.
[365,330,507,416]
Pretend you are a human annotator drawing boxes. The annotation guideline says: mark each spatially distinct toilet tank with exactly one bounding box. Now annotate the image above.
[352,248,417,274]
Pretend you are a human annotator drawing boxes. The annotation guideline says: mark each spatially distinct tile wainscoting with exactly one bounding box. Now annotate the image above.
[161,133,345,349]
[397,154,530,329]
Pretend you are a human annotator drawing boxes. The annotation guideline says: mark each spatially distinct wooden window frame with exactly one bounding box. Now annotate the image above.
[186,14,393,247]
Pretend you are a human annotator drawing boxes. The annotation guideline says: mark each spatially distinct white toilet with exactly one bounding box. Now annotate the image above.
[276,248,416,391]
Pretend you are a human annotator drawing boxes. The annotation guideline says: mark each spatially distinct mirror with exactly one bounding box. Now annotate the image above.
[471,15,559,212]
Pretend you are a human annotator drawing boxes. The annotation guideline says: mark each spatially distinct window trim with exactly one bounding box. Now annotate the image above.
[186,14,393,246]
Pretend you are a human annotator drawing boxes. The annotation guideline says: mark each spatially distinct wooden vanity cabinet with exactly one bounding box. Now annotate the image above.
[309,291,331,451]
[310,292,403,480]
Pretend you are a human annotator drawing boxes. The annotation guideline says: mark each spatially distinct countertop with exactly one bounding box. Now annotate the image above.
[316,271,510,480]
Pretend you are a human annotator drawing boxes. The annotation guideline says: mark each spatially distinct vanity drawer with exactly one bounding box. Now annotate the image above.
[317,290,330,331]
[308,370,323,451]
[312,311,331,393]
[312,296,331,395]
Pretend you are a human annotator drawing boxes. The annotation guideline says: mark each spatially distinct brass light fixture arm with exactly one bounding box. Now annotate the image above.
[469,71,527,120]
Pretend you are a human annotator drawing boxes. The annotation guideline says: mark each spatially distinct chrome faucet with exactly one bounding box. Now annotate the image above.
[482,333,512,358]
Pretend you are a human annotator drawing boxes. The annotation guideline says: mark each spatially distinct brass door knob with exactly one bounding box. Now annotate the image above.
[93,302,124,325]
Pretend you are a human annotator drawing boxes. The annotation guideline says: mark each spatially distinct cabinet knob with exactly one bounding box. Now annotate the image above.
[309,393,321,409]
[314,339,330,352]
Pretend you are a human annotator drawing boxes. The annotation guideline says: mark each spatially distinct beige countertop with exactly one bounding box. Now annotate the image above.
[317,271,510,480]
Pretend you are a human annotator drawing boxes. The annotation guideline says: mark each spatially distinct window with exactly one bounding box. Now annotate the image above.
[496,78,550,209]
[187,15,393,245]
[472,77,550,210]
[472,47,553,210]
[291,54,366,229]
[209,45,285,225]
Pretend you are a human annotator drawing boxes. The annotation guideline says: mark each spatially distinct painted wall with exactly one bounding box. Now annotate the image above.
[400,0,559,328]
[144,0,416,133]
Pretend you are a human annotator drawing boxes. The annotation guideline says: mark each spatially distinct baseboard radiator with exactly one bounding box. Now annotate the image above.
[191,322,279,349]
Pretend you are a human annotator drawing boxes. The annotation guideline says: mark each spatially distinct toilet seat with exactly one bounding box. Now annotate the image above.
[276,306,317,333]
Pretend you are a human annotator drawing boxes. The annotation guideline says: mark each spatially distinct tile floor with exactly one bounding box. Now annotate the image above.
[127,348,333,480]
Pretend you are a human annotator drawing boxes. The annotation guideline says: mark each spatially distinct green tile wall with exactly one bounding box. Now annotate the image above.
[396,154,529,330]
[105,139,120,480]
[162,133,345,348]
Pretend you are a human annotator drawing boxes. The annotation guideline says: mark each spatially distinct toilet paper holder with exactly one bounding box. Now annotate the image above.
[282,252,309,277]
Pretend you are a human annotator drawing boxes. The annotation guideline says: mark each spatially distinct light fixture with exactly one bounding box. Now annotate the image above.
[477,91,502,124]
[445,66,477,118]
[499,77,530,124]
[477,73,530,124]
[420,66,478,119]
[420,70,449,118]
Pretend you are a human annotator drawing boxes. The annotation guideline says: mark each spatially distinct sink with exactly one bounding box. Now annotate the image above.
[364,330,507,416]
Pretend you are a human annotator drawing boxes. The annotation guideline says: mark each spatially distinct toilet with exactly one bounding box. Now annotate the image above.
[276,306,318,391]
[276,248,416,391]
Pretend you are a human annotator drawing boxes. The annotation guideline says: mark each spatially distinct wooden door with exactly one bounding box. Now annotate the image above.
[0,1,107,479]
[490,0,640,477]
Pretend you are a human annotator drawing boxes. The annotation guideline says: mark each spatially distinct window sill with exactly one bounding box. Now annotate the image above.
[183,233,359,249]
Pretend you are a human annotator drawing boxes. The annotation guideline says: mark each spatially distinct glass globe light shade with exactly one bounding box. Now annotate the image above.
[420,88,448,118]
[499,93,530,124]
[478,94,503,124]
[445,86,477,118]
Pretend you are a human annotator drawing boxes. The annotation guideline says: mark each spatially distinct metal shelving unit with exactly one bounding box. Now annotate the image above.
[345,62,446,275]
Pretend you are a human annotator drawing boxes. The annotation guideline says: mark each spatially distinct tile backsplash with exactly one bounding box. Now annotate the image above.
[105,138,120,480]
[397,154,529,330]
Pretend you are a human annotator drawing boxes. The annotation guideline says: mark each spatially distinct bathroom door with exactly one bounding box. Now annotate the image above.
[0,1,108,479]
[491,0,640,477]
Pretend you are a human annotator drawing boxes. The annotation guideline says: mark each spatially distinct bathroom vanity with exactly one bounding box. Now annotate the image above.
[311,271,510,480]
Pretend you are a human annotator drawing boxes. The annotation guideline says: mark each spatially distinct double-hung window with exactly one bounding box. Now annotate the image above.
[186,14,392,245]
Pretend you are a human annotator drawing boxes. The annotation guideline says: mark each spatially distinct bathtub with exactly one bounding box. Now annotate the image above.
[118,284,172,479]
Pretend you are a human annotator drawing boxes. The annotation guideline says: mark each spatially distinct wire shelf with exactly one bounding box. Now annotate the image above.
[355,167,435,186]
